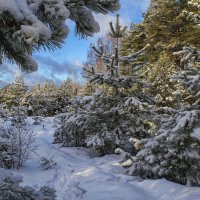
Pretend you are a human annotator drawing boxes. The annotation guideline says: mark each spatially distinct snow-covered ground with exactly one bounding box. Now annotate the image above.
[11,117,200,200]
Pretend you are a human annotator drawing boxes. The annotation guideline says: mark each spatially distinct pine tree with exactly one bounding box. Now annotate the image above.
[23,79,81,116]
[145,53,188,107]
[54,15,156,155]
[59,78,81,99]
[121,0,200,107]
[120,47,200,186]
[120,23,147,76]
[84,35,116,73]
[0,75,28,108]
[22,84,43,116]
[121,0,200,65]
[0,0,120,72]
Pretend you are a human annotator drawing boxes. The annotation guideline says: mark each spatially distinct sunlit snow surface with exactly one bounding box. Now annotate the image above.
[11,117,200,200]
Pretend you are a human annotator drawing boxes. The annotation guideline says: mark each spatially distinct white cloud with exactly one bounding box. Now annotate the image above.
[0,63,50,87]
[0,56,84,88]
[73,59,82,68]
[0,64,19,83]
[94,0,150,37]
[94,14,130,36]
[24,71,51,86]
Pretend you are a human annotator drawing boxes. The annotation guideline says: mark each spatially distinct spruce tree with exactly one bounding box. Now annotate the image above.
[54,15,156,155]
[119,47,200,186]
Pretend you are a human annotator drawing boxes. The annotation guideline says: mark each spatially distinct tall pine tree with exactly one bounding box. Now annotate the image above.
[121,0,200,65]
[121,0,200,107]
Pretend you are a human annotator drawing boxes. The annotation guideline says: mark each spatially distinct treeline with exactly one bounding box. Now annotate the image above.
[0,77,83,116]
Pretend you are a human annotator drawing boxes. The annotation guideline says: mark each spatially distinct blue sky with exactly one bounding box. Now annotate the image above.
[0,0,150,87]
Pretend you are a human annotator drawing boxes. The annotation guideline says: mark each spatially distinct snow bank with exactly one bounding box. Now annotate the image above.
[8,117,200,200]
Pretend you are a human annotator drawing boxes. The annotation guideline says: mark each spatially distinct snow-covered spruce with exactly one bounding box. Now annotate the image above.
[54,15,156,155]
[0,168,56,200]
[126,108,200,186]
[0,0,120,71]
[118,47,200,186]
[54,92,155,155]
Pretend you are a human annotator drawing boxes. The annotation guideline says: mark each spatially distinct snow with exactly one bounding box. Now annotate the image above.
[172,110,198,132]
[9,117,200,200]
[0,0,52,41]
[192,128,200,140]
[125,97,143,108]
[0,0,24,20]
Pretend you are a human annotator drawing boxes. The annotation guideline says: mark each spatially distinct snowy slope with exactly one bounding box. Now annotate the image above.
[11,117,200,200]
